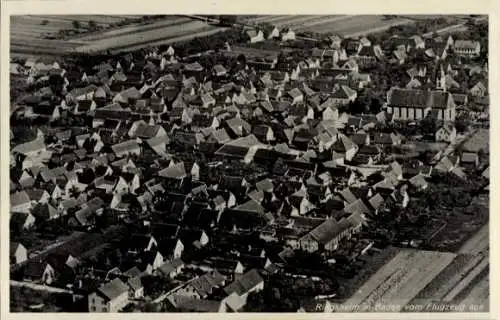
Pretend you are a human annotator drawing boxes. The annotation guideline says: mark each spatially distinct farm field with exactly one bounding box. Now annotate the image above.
[340,249,457,311]
[225,45,280,59]
[458,223,489,256]
[10,15,170,56]
[244,15,345,29]
[458,271,489,311]
[74,17,192,41]
[107,26,229,53]
[407,252,489,310]
[72,20,225,53]
[297,15,414,37]
[397,15,469,22]
[10,15,196,56]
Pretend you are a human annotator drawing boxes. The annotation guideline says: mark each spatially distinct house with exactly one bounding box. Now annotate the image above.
[74,100,97,115]
[372,133,402,146]
[215,135,264,164]
[126,276,144,299]
[141,250,164,273]
[461,152,479,170]
[111,140,141,158]
[176,270,226,299]
[223,269,264,302]
[88,278,129,312]
[157,258,185,279]
[299,212,363,252]
[332,134,358,161]
[11,191,32,213]
[281,28,296,41]
[386,88,457,121]
[245,29,265,43]
[158,161,187,180]
[113,87,141,105]
[435,124,457,142]
[128,120,167,139]
[253,125,275,143]
[23,261,56,285]
[470,81,487,97]
[288,88,304,105]
[267,27,280,39]
[166,295,226,312]
[453,40,481,58]
[213,64,228,77]
[12,137,46,158]
[408,174,428,191]
[331,85,357,106]
[31,103,61,121]
[67,85,98,102]
[10,242,28,265]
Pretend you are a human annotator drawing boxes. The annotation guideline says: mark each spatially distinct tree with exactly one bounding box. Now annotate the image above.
[219,15,238,26]
[72,20,81,29]
[88,20,97,30]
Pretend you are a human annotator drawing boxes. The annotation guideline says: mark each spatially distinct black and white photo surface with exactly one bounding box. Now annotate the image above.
[9,14,489,313]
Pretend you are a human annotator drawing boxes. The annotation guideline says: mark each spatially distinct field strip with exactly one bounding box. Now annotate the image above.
[430,254,484,299]
[458,223,489,255]
[344,249,413,306]
[245,15,292,24]
[73,18,192,42]
[34,15,113,25]
[378,251,456,309]
[443,257,489,302]
[271,15,327,28]
[343,19,414,37]
[73,21,213,52]
[262,15,324,28]
[295,15,353,31]
[108,27,229,53]
[11,24,68,33]
[459,274,489,307]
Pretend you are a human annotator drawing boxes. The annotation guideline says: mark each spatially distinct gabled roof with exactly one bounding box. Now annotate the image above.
[111,140,140,155]
[332,85,356,100]
[332,134,357,153]
[158,162,187,179]
[12,138,46,155]
[11,191,31,207]
[158,258,185,276]
[224,269,263,296]
[97,278,129,301]
[388,88,456,109]
[234,199,265,214]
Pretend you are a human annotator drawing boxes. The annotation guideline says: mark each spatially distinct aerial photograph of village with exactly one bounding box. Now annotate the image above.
[9,14,489,313]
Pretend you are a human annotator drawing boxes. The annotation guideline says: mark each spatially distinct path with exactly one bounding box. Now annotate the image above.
[10,280,72,294]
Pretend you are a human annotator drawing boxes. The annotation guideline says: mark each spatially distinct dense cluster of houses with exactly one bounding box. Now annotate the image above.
[9,23,489,312]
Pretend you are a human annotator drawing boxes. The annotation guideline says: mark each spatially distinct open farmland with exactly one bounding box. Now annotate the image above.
[73,20,219,53]
[244,15,345,29]
[293,15,413,36]
[10,15,206,56]
[458,223,489,256]
[10,15,172,56]
[458,271,489,310]
[407,252,489,311]
[338,249,457,312]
